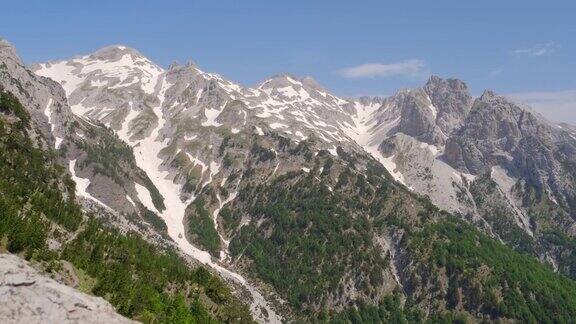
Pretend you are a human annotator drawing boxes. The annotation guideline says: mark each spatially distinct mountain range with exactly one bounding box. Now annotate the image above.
[2,39,576,322]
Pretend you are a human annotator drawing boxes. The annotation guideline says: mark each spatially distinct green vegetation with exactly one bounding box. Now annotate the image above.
[230,173,389,314]
[469,175,535,254]
[62,219,250,323]
[541,230,576,279]
[409,219,576,323]
[74,266,98,294]
[0,89,252,323]
[321,293,420,323]
[509,175,576,279]
[77,125,135,184]
[220,206,241,235]
[183,164,203,193]
[0,87,29,126]
[142,208,168,234]
[0,90,82,244]
[319,292,469,324]
[141,175,166,212]
[76,123,166,212]
[186,197,221,256]
[250,142,276,162]
[224,135,576,322]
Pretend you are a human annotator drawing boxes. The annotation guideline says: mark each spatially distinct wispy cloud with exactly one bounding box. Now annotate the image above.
[487,67,503,79]
[339,59,426,78]
[508,89,576,124]
[512,42,558,57]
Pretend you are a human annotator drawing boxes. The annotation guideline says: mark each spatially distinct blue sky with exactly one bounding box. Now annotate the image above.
[2,0,575,122]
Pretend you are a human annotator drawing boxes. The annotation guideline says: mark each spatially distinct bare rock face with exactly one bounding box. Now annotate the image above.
[0,254,135,324]
[423,75,473,135]
[445,91,564,174]
[377,76,473,147]
[445,91,576,216]
[380,76,473,148]
[395,88,445,145]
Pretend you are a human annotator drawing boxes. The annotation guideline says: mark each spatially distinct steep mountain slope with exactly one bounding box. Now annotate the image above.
[0,39,166,231]
[0,86,253,322]
[28,43,576,322]
[360,77,478,215]
[342,77,576,278]
[206,133,576,321]
[445,91,576,276]
[33,47,372,263]
[445,90,576,211]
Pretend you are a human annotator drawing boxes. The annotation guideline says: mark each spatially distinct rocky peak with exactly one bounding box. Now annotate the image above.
[184,60,199,69]
[353,95,384,108]
[257,74,331,94]
[378,87,445,146]
[300,76,327,92]
[168,61,181,70]
[258,73,302,90]
[256,73,334,106]
[471,91,531,124]
[444,88,571,175]
[375,76,473,147]
[0,39,24,66]
[395,88,445,145]
[425,75,467,90]
[423,75,473,135]
[478,89,497,101]
[90,45,145,61]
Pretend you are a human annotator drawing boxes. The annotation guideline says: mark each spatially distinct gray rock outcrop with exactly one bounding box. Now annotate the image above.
[0,254,135,324]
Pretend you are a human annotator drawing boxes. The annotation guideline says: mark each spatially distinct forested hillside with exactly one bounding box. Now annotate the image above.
[201,134,576,322]
[0,87,253,323]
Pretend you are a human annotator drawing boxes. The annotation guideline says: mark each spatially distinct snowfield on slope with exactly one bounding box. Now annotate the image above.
[110,73,281,323]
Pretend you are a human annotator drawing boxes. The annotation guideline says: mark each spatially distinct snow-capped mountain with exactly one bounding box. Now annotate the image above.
[33,43,576,246]
[32,46,459,207]
[0,40,161,216]
[22,42,576,321]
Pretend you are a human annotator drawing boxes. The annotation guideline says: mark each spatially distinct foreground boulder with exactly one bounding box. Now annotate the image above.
[0,254,134,324]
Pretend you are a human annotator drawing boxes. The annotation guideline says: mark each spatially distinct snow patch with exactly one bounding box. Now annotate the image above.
[68,160,111,210]
[277,86,299,98]
[195,89,203,104]
[202,101,227,127]
[126,195,136,207]
[269,122,287,129]
[419,142,439,155]
[346,102,406,184]
[43,98,63,148]
[135,182,158,213]
[116,102,139,142]
[328,146,338,156]
[184,134,197,141]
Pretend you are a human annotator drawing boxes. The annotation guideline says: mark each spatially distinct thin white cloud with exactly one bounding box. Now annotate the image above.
[508,89,576,124]
[339,59,425,78]
[512,42,558,57]
[486,67,503,79]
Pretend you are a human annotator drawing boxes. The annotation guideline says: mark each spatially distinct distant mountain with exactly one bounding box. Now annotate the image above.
[2,38,576,322]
